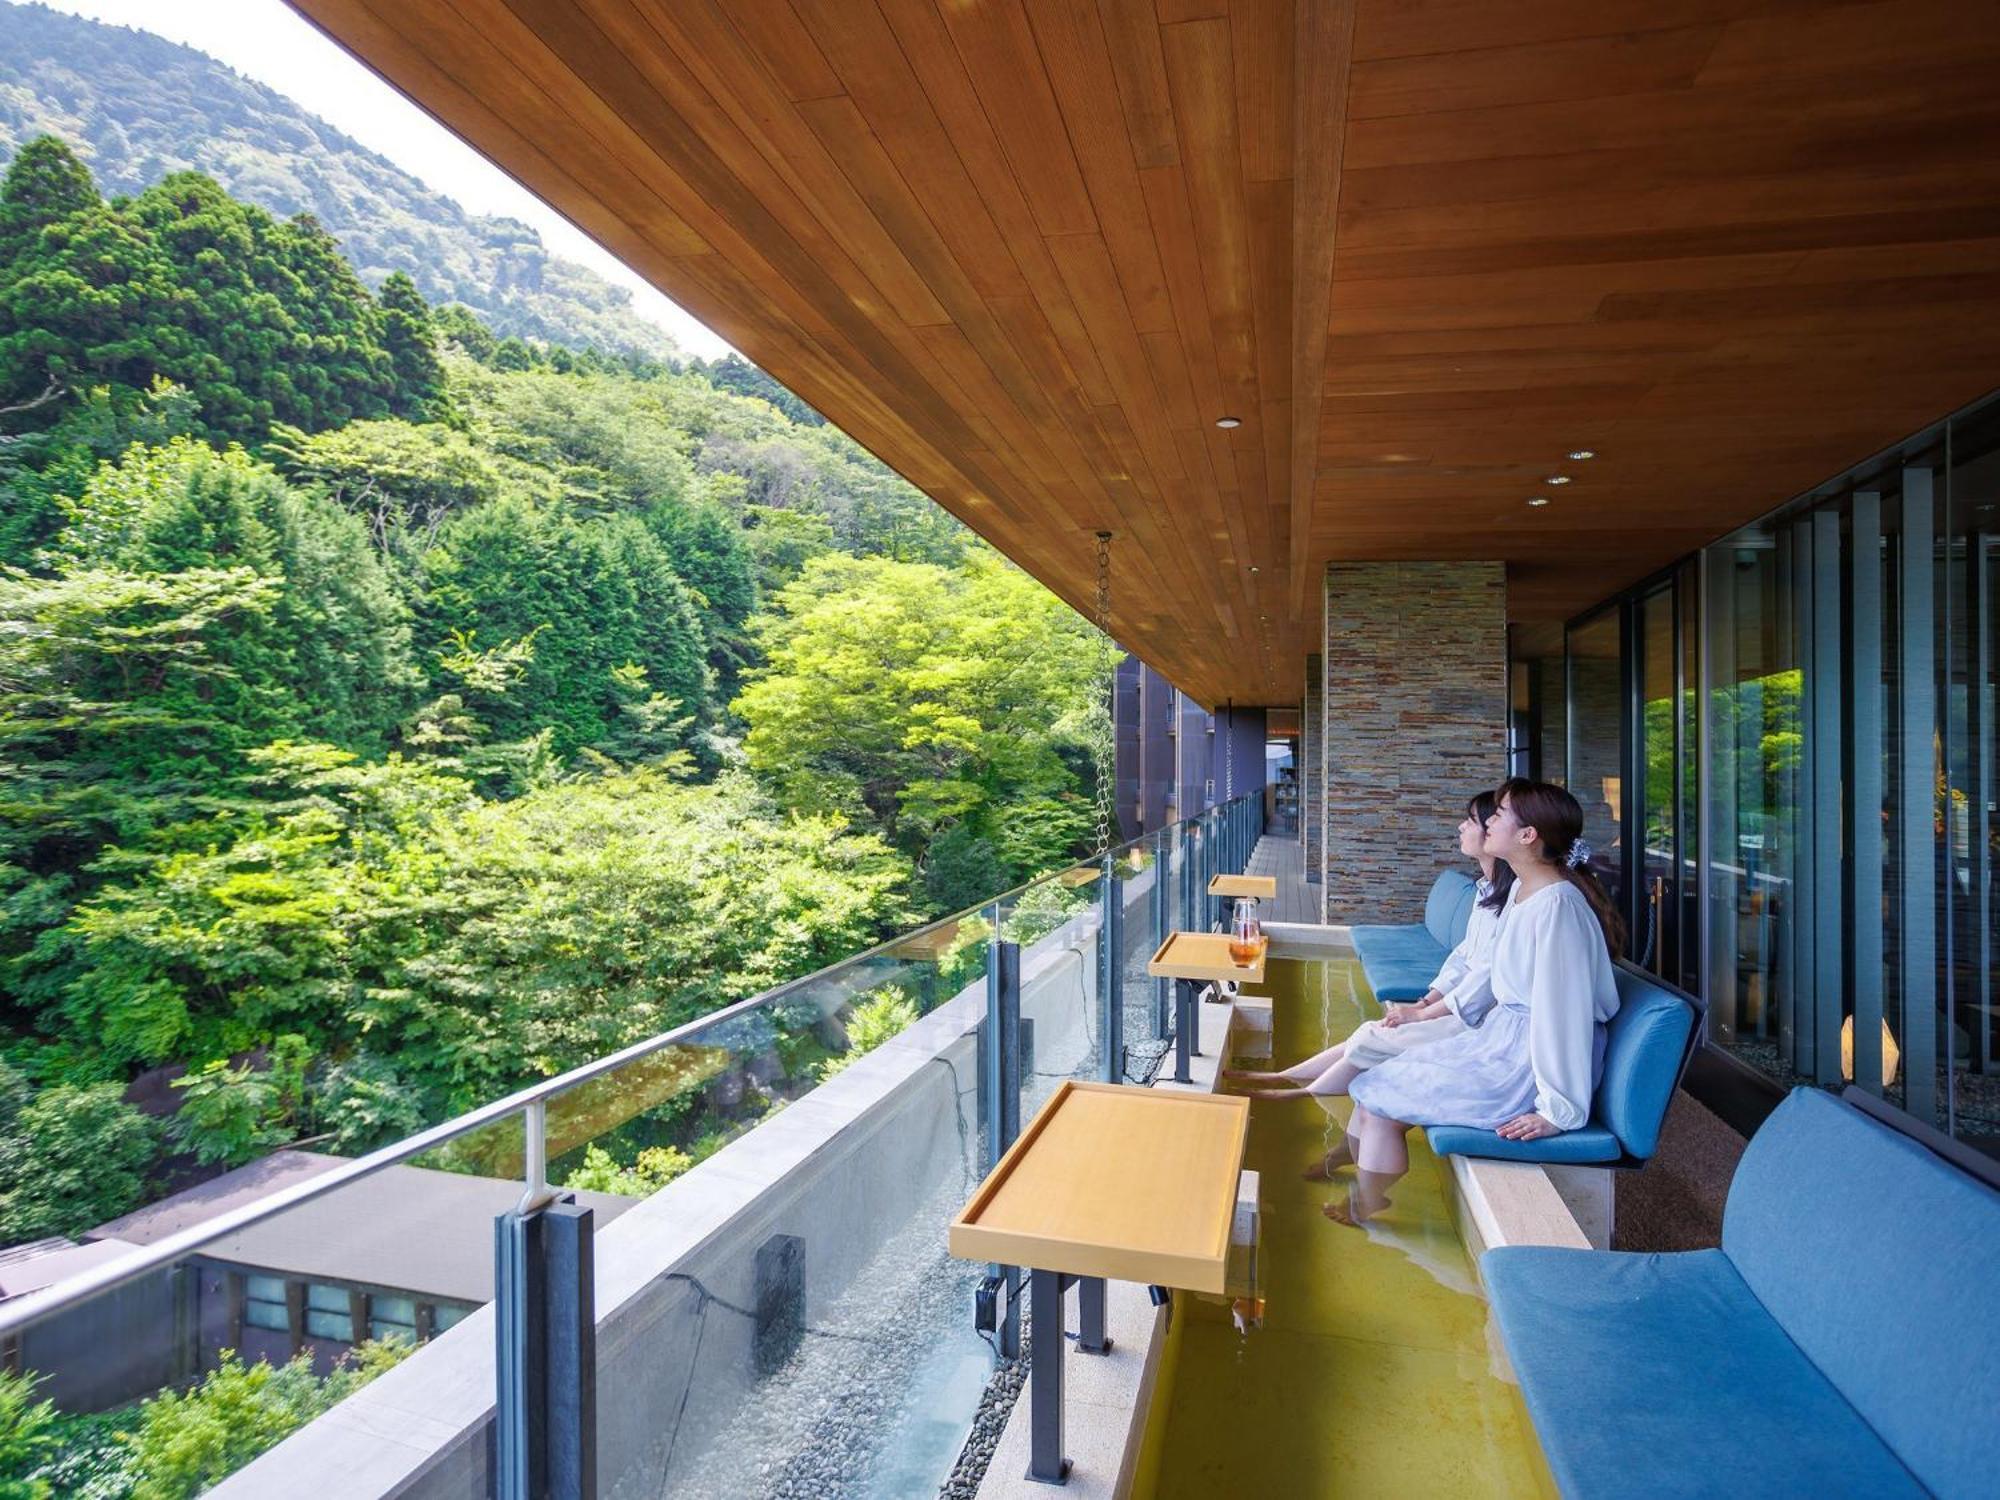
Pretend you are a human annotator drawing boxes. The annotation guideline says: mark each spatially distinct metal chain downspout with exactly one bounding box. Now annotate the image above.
[1092,530,1115,855]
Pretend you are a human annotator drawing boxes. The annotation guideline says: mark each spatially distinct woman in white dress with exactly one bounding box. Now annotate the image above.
[1225,791,1514,1152]
[1329,779,1624,1226]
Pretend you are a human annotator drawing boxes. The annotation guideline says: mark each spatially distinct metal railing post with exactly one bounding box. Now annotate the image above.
[980,902,1004,1174]
[1151,829,1169,1036]
[994,938,1023,1356]
[496,1100,595,1500]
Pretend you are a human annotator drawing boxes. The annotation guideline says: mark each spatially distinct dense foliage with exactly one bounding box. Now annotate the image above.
[0,1,678,361]
[0,141,1112,1257]
[7,1340,412,1500]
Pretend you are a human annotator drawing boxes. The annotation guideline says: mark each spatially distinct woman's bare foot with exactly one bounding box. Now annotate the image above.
[1302,1139,1356,1181]
[1301,1157,1350,1183]
[1322,1190,1389,1227]
[1222,1068,1294,1083]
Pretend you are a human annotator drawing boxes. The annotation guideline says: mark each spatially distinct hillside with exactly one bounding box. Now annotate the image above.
[0,0,679,361]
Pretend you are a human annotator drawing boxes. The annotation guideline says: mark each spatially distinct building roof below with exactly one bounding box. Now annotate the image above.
[89,1149,639,1304]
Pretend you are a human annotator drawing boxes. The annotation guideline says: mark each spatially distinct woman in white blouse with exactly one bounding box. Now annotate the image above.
[1226,791,1513,1142]
[1331,779,1624,1226]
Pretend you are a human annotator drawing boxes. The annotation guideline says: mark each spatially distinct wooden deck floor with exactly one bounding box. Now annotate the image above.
[1244,834,1319,925]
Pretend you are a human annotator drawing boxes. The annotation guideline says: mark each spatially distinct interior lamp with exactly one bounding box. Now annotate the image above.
[1840,1015,1902,1087]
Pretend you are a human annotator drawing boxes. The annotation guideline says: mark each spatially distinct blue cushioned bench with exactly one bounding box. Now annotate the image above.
[1426,961,1702,1169]
[1349,869,1476,1002]
[1484,1087,2000,1500]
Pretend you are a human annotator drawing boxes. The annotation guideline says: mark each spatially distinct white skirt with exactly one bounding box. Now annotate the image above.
[1343,1012,1467,1069]
[1349,1003,1606,1130]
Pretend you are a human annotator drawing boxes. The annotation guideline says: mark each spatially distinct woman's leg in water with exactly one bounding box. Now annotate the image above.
[1323,1104,1409,1225]
[1303,1105,1365,1181]
[1224,1038,1348,1084]
[1242,1055,1364,1102]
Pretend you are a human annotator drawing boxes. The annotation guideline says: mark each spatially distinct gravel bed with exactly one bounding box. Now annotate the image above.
[937,1306,1030,1500]
[631,1064,995,1500]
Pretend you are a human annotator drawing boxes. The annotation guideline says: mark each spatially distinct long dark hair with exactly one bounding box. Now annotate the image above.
[1495,777,1626,958]
[1468,788,1516,912]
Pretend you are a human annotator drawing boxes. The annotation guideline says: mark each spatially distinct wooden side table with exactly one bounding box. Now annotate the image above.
[1147,931,1267,1084]
[950,1081,1251,1485]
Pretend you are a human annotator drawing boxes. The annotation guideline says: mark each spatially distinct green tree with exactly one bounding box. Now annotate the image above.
[562,1142,693,1197]
[742,503,834,592]
[0,1061,158,1241]
[167,1036,311,1169]
[55,438,420,770]
[734,554,1111,893]
[0,1366,58,1500]
[267,417,517,552]
[63,751,912,1104]
[420,498,709,757]
[123,1341,409,1500]
[376,272,444,420]
[0,135,96,257]
[0,141,433,446]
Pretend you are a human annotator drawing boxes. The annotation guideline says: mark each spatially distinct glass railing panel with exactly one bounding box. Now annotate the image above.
[580,945,997,1499]
[5,794,1279,1500]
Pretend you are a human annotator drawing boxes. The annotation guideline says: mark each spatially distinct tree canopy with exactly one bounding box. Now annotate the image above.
[0,144,1112,1276]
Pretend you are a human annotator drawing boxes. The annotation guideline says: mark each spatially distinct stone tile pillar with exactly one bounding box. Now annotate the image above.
[1322,562,1508,923]
[1303,651,1324,893]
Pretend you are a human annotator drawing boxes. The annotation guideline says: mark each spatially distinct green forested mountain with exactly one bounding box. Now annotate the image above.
[0,0,679,361]
[0,132,1110,1279]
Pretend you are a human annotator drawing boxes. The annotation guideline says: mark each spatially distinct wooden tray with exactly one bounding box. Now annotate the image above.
[1209,873,1278,900]
[1146,930,1267,985]
[948,1081,1250,1293]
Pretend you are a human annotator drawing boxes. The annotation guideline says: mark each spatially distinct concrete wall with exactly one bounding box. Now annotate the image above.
[1303,652,1324,899]
[1321,562,1508,923]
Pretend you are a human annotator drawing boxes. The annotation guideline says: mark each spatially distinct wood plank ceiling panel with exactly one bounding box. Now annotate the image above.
[288,0,2000,707]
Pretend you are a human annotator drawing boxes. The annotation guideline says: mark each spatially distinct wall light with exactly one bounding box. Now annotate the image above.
[1214,416,1242,429]
[1840,1015,1901,1087]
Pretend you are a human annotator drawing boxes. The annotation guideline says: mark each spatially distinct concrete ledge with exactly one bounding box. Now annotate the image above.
[1262,920,1350,955]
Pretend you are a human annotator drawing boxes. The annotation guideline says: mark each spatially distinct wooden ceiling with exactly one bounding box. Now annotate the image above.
[289,0,2000,707]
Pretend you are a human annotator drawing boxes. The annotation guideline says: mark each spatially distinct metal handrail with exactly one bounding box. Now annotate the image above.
[0,792,1264,1340]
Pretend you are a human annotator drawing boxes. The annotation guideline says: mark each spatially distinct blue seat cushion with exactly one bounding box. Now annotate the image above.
[1426,1122,1621,1163]
[1349,924,1445,1003]
[1484,1246,1926,1500]
[1724,1089,2000,1499]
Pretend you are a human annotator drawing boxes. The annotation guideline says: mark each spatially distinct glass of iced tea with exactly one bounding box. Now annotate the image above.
[1228,897,1262,965]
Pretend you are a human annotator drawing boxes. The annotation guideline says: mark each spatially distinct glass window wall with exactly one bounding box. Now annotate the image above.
[1690,400,1994,1154]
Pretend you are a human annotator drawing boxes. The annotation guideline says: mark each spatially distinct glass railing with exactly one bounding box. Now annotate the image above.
[0,793,1267,1500]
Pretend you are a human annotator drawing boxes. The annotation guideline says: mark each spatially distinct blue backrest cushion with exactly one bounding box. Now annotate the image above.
[1595,970,1692,1159]
[1423,870,1475,948]
[1446,878,1479,948]
[1724,1088,2000,1499]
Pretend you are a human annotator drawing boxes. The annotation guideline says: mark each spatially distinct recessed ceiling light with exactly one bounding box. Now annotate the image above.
[1214,416,1242,429]
[1248,565,1259,573]
[1567,449,1595,461]
[1545,475,1572,485]
[1527,497,1551,508]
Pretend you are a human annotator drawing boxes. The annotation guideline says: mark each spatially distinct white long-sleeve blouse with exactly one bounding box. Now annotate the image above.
[1428,878,1503,1025]
[1487,879,1621,1129]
